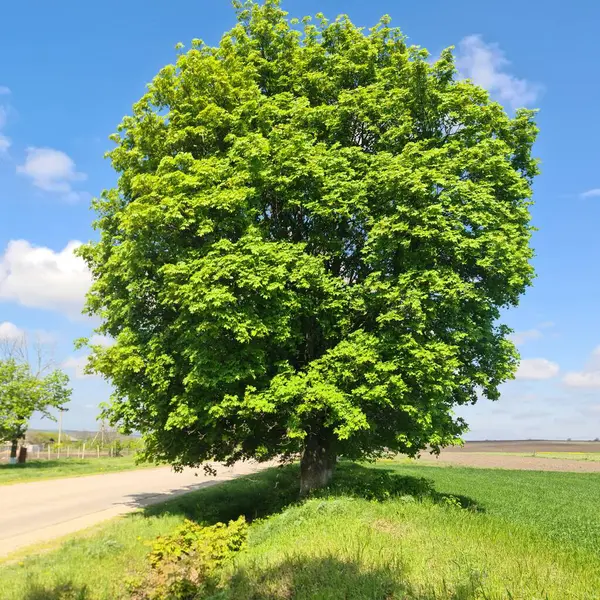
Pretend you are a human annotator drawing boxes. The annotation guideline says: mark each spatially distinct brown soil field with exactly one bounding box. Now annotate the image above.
[445,440,600,453]
[416,440,600,472]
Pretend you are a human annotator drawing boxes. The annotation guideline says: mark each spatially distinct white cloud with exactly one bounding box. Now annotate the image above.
[507,392,538,404]
[0,240,92,318]
[0,321,25,341]
[564,371,600,389]
[513,410,552,420]
[63,190,91,204]
[509,329,542,346]
[0,86,10,95]
[34,330,58,345]
[580,189,600,199]
[515,358,559,380]
[17,147,87,201]
[0,106,10,155]
[563,346,600,389]
[0,322,56,345]
[509,322,554,346]
[455,35,541,109]
[63,355,95,379]
[89,334,114,347]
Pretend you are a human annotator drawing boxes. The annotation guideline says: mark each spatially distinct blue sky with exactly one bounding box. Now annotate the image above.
[1,0,599,439]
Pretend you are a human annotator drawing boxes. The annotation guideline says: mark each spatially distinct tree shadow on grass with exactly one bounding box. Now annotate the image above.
[326,463,482,512]
[141,464,301,523]
[212,554,486,600]
[141,461,482,526]
[22,581,90,600]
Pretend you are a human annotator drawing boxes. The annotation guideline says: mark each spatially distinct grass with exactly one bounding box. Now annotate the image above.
[484,450,600,462]
[374,461,600,554]
[461,450,600,462]
[536,451,600,461]
[2,462,600,599]
[0,455,154,486]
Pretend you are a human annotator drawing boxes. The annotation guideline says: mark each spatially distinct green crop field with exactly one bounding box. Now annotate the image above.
[0,456,153,486]
[2,461,599,599]
[475,451,600,462]
[536,451,600,461]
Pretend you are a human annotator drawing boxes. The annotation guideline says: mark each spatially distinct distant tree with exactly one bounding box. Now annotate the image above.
[0,360,40,453]
[0,360,72,461]
[26,430,60,446]
[0,329,72,462]
[0,328,56,378]
[80,1,538,493]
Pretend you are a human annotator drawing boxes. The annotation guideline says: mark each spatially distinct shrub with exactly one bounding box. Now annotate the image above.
[130,517,248,600]
[112,439,124,458]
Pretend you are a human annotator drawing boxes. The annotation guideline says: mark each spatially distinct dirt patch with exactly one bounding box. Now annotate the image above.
[418,452,600,472]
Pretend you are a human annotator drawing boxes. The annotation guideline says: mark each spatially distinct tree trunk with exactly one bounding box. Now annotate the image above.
[9,439,18,465]
[300,432,337,496]
[18,445,28,464]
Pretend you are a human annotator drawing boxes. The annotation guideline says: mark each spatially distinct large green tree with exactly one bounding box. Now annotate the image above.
[0,360,72,461]
[80,0,538,492]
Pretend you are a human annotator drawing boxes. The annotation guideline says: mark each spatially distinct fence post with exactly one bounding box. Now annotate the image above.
[97,445,100,459]
[81,443,86,459]
[67,445,70,458]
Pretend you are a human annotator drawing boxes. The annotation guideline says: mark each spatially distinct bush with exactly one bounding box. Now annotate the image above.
[130,517,248,600]
[112,439,124,457]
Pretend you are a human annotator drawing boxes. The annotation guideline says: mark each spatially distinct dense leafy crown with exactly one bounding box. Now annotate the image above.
[0,360,71,442]
[80,0,538,466]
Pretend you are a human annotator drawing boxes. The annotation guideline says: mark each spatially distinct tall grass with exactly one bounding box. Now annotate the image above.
[376,462,600,555]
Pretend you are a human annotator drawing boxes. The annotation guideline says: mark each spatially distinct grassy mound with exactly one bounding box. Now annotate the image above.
[2,462,600,599]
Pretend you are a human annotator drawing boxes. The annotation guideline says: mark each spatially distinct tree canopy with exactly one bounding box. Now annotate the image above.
[0,359,71,448]
[80,0,538,491]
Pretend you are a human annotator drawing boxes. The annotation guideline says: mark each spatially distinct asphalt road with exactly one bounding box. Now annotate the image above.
[0,462,265,558]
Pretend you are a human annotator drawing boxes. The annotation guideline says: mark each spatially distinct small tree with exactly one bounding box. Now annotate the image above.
[80,1,538,493]
[1,327,72,462]
[0,360,72,461]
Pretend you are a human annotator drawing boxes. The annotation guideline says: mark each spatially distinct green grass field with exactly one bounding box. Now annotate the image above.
[2,461,599,599]
[536,451,600,461]
[479,451,600,462]
[0,455,153,486]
